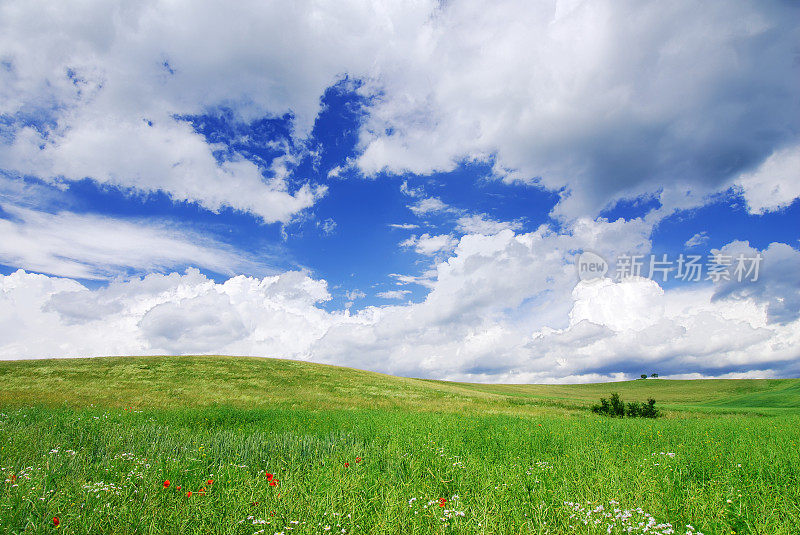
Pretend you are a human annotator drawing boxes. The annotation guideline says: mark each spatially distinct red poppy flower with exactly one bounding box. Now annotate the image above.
[269,480,278,487]
[186,491,192,497]
[53,517,60,527]
[163,480,170,488]
[439,498,447,507]
[344,462,350,468]
[265,472,274,481]
[176,485,181,491]
[207,479,213,485]
[355,457,361,463]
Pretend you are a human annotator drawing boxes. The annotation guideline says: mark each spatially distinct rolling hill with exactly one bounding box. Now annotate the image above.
[1,355,797,414]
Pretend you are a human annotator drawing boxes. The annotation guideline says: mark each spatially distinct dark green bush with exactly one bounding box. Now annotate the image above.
[592,393,660,418]
[626,401,642,417]
[641,398,659,418]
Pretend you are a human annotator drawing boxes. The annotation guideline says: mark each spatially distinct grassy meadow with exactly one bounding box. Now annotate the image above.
[1,356,799,534]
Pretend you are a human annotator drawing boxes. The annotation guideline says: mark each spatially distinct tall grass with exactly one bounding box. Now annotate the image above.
[1,405,799,534]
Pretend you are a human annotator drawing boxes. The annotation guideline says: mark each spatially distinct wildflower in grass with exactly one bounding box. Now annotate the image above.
[439,498,447,507]
[355,457,361,463]
[52,516,60,527]
[344,462,349,468]
[207,479,213,485]
[269,480,278,487]
[266,472,274,481]
[186,491,192,497]
[176,486,181,491]
[163,480,170,488]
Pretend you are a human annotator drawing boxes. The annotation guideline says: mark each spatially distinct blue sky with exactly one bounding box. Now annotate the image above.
[0,0,798,382]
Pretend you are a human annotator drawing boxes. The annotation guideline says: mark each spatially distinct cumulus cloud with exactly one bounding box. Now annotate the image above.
[139,292,248,354]
[570,277,665,332]
[354,0,800,219]
[0,0,429,221]
[1,227,798,381]
[711,241,800,324]
[0,0,797,380]
[1,268,336,359]
[2,1,796,221]
[516,274,800,381]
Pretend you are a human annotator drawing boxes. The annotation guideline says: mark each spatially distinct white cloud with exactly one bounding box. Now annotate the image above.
[0,0,431,221]
[570,277,664,332]
[1,1,796,381]
[735,145,800,214]
[345,289,366,301]
[0,203,266,279]
[1,226,798,381]
[515,277,799,381]
[0,268,335,359]
[1,120,326,223]
[388,223,419,230]
[376,289,411,300]
[711,240,800,324]
[399,180,424,198]
[388,271,437,289]
[138,292,248,354]
[2,1,794,221]
[317,218,337,235]
[407,197,453,217]
[400,233,458,256]
[456,213,523,235]
[354,0,799,219]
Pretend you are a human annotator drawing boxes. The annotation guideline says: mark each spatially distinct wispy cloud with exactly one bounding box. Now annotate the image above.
[0,204,269,280]
[456,213,523,235]
[407,197,453,216]
[400,233,458,256]
[684,231,709,248]
[376,289,411,300]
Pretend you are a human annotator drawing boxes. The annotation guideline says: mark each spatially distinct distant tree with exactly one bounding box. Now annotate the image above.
[640,374,648,380]
[651,373,659,378]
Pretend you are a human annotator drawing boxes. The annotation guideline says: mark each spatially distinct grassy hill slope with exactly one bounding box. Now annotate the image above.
[1,355,797,414]
[2,355,799,533]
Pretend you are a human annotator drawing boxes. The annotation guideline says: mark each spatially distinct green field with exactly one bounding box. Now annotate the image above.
[1,356,799,534]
